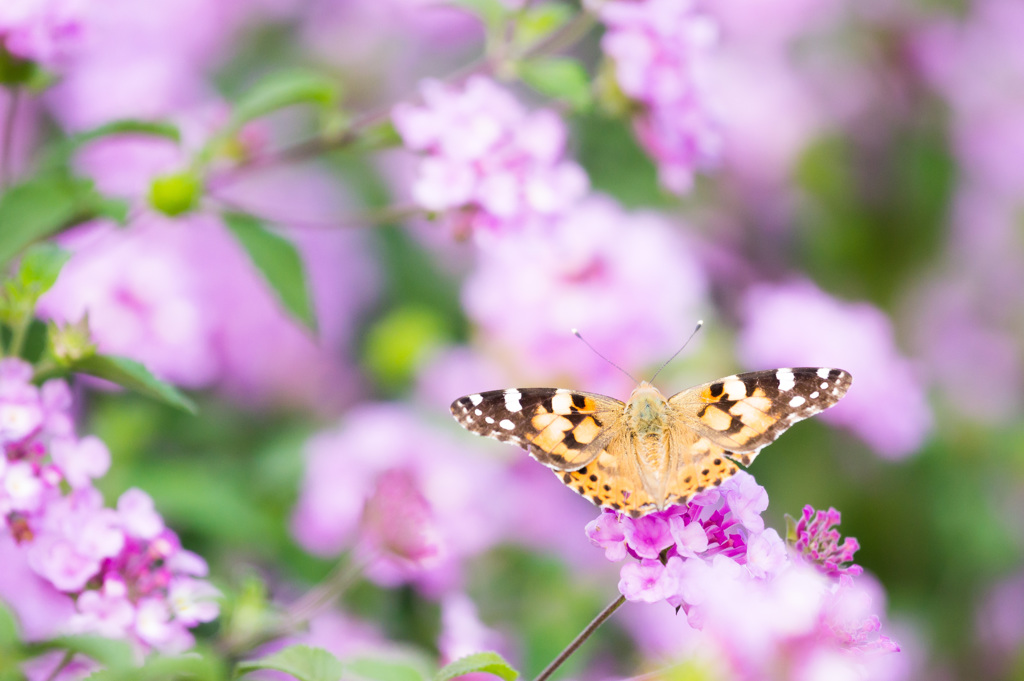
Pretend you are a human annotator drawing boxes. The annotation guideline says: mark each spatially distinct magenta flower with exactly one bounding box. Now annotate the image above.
[360,468,443,574]
[738,279,932,458]
[792,505,863,578]
[393,76,588,239]
[600,0,721,193]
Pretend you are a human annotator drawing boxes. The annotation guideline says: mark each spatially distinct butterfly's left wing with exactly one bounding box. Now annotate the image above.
[668,367,853,468]
[450,388,626,470]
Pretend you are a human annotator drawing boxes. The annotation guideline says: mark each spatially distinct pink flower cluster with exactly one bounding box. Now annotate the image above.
[587,472,900,678]
[393,76,588,239]
[0,359,218,652]
[0,0,86,67]
[793,505,862,578]
[600,0,721,194]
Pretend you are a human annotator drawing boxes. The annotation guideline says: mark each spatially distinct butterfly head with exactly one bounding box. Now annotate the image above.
[625,381,668,436]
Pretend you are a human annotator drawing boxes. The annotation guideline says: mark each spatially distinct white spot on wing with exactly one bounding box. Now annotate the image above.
[469,394,483,406]
[499,419,515,430]
[820,382,829,389]
[485,416,494,424]
[551,392,573,413]
[723,379,747,400]
[817,368,830,379]
[810,391,819,399]
[474,409,482,416]
[776,369,796,392]
[504,389,523,412]
[789,396,806,407]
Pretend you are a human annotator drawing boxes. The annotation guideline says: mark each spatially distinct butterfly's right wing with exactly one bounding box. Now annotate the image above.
[450,387,625,470]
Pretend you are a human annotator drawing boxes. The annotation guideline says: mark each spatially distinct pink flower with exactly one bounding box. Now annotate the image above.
[393,76,588,238]
[291,404,508,594]
[462,195,708,392]
[50,436,110,489]
[600,0,721,193]
[619,558,677,603]
[116,488,165,540]
[167,578,221,627]
[737,279,932,458]
[0,0,87,67]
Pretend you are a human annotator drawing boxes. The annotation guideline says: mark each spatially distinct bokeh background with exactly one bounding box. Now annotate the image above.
[1,0,1022,679]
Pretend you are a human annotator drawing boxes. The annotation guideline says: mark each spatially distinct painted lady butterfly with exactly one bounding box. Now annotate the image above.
[451,368,852,517]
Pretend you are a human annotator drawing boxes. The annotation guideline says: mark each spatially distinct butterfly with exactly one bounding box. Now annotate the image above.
[450,368,852,517]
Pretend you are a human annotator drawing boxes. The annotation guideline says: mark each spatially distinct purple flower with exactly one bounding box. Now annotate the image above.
[0,0,87,67]
[360,469,443,574]
[600,0,721,193]
[291,404,509,593]
[792,505,863,578]
[0,361,219,654]
[618,558,678,603]
[50,436,110,489]
[737,279,932,458]
[586,472,902,675]
[393,76,588,238]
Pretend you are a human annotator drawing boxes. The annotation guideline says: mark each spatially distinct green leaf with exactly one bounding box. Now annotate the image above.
[519,58,592,112]
[27,636,136,671]
[70,354,197,414]
[445,0,509,30]
[81,647,225,681]
[228,70,340,134]
[343,656,431,681]
[0,604,19,647]
[16,243,71,296]
[222,212,316,332]
[0,172,115,268]
[513,3,573,49]
[435,653,519,681]
[40,119,181,171]
[237,645,343,681]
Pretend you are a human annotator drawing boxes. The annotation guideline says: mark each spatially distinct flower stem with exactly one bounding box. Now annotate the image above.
[533,594,627,681]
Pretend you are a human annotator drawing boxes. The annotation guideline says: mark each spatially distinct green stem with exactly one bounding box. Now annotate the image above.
[43,650,74,681]
[285,552,370,628]
[8,316,29,359]
[533,594,627,681]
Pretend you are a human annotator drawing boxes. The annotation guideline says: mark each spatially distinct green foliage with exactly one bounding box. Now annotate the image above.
[0,171,125,269]
[512,4,573,50]
[222,211,318,332]
[237,645,344,681]
[67,354,198,414]
[445,0,510,33]
[519,58,593,112]
[435,652,519,681]
[342,653,434,681]
[226,70,341,135]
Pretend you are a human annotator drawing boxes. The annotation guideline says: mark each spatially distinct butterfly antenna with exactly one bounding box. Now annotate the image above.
[572,329,639,384]
[649,320,704,383]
